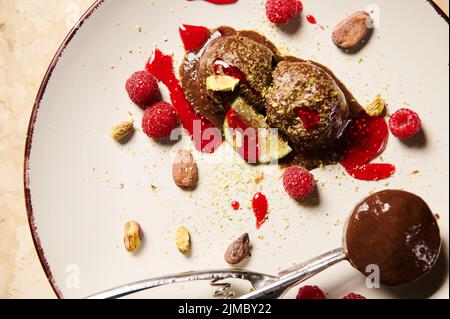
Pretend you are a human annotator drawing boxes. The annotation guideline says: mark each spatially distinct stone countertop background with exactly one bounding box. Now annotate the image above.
[0,0,448,299]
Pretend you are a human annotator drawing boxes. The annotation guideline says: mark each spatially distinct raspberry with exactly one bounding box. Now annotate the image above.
[283,166,315,200]
[126,70,159,108]
[266,0,300,24]
[389,108,422,139]
[342,293,366,299]
[296,285,326,299]
[142,102,179,139]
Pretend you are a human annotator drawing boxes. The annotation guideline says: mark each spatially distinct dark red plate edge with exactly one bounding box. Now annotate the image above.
[22,0,448,300]
[427,0,449,22]
[23,0,105,299]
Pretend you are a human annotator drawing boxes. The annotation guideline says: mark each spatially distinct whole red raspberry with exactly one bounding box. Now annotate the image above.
[296,285,326,299]
[342,293,366,299]
[266,0,300,24]
[389,108,422,139]
[142,102,179,139]
[283,166,315,200]
[126,70,159,108]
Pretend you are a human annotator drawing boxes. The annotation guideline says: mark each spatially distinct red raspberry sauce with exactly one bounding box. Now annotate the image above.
[146,49,222,153]
[226,109,259,163]
[231,201,240,210]
[213,59,261,99]
[295,107,320,130]
[179,25,210,51]
[339,112,395,181]
[252,192,268,229]
[187,0,238,4]
[306,14,316,24]
[306,14,325,30]
[347,164,396,181]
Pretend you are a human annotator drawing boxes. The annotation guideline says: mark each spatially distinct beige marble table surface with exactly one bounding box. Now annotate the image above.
[0,0,448,299]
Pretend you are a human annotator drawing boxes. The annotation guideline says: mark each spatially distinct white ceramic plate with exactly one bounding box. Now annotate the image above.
[25,0,449,299]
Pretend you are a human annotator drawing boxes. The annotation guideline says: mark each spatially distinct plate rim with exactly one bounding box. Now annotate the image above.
[22,0,448,299]
[23,0,106,299]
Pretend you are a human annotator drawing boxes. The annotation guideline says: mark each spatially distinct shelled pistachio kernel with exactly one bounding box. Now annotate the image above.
[176,226,191,254]
[110,118,134,141]
[124,221,143,253]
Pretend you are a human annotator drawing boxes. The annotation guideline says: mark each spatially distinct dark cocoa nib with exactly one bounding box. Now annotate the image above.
[180,26,362,169]
[224,233,251,265]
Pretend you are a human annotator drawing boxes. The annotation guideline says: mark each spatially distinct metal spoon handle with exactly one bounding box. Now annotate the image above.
[85,269,267,299]
[240,248,347,299]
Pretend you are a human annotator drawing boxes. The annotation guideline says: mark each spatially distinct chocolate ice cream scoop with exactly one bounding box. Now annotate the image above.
[266,61,350,151]
[345,190,441,286]
[198,35,274,113]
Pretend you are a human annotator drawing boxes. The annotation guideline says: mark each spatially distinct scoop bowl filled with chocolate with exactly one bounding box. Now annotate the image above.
[242,190,441,299]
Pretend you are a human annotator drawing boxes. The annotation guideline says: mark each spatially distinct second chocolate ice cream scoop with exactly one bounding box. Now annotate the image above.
[266,61,350,152]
